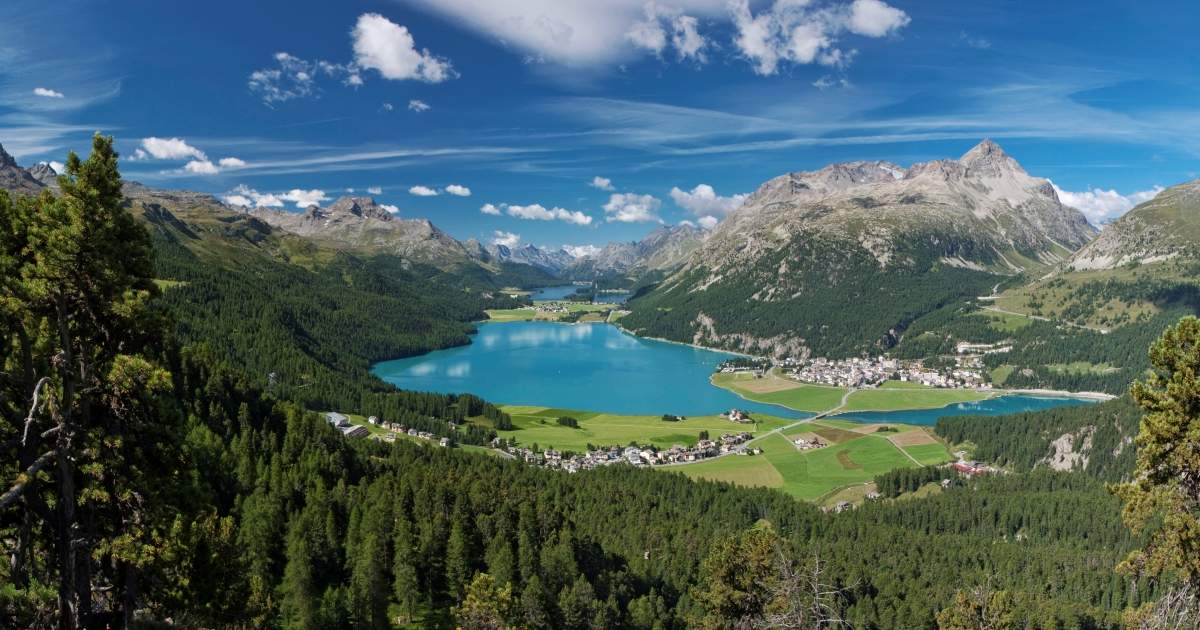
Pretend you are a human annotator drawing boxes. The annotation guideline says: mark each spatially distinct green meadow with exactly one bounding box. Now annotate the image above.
[496,405,793,452]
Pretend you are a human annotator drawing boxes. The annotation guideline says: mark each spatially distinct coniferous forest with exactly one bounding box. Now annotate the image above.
[3,137,1200,629]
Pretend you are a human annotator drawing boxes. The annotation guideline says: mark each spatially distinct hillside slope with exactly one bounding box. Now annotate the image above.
[622,140,1096,358]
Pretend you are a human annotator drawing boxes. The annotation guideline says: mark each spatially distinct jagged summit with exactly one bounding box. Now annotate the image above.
[0,142,51,196]
[958,138,1027,177]
[326,196,394,221]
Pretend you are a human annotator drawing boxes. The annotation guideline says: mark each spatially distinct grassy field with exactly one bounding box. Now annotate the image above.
[711,370,848,412]
[674,419,952,502]
[497,405,792,452]
[840,385,992,412]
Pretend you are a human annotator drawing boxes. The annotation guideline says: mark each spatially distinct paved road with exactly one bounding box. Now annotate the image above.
[981,304,1108,334]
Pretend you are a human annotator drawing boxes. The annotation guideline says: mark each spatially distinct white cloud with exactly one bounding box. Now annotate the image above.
[847,0,910,37]
[381,102,395,112]
[480,203,502,215]
[408,99,431,112]
[33,87,64,98]
[627,6,668,54]
[730,0,908,75]
[367,186,383,195]
[492,230,521,248]
[960,31,991,50]
[669,184,748,216]
[445,184,472,196]
[590,176,614,191]
[563,244,601,258]
[281,188,329,208]
[218,157,247,168]
[136,137,207,160]
[698,215,719,229]
[603,192,662,223]
[47,161,64,174]
[409,185,439,196]
[1052,183,1164,225]
[812,74,849,90]
[184,159,219,175]
[352,13,455,83]
[381,204,400,214]
[248,52,339,105]
[505,203,593,225]
[671,15,708,62]
[223,185,286,208]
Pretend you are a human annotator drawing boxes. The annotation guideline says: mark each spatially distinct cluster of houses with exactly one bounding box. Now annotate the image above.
[780,356,988,389]
[951,459,994,476]
[325,412,451,447]
[726,409,753,423]
[492,432,758,472]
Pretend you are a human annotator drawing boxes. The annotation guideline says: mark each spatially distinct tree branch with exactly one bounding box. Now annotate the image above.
[0,449,56,510]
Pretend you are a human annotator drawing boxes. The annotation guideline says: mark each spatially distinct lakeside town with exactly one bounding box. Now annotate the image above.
[489,430,760,472]
[718,346,1006,390]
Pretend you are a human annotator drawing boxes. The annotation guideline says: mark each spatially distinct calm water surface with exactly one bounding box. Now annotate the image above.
[372,321,1096,420]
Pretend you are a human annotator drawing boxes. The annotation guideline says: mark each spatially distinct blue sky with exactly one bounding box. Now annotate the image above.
[2,0,1198,251]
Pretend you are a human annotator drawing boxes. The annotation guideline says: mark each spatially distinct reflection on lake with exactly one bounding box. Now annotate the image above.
[373,321,1099,421]
[373,321,804,417]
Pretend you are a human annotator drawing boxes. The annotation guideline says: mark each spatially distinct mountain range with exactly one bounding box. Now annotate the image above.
[620,140,1104,357]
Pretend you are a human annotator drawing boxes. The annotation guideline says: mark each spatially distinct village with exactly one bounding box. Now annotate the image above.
[490,430,760,472]
[719,352,990,389]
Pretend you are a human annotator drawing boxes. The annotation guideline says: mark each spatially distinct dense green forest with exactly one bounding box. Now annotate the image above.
[936,397,1142,482]
[3,136,1197,628]
[621,234,998,358]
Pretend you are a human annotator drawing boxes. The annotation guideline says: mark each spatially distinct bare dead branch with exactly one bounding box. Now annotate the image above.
[0,449,56,510]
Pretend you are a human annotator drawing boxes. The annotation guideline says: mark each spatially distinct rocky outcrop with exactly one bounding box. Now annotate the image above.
[567,224,707,278]
[0,143,49,197]
[1066,179,1200,270]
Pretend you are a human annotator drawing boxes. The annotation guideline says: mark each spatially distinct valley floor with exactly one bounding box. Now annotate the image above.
[491,405,952,504]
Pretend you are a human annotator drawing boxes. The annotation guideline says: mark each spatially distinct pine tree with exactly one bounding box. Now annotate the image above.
[349,532,388,629]
[392,513,420,622]
[445,496,477,601]
[279,525,318,630]
[1114,316,1200,617]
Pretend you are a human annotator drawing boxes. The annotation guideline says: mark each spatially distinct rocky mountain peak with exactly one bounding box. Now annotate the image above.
[327,196,393,221]
[0,143,17,168]
[958,138,1026,177]
[27,163,60,186]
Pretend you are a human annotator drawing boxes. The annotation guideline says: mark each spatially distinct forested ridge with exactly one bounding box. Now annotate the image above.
[3,136,1198,628]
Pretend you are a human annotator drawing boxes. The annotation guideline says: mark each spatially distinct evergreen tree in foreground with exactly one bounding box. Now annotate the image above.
[0,134,185,628]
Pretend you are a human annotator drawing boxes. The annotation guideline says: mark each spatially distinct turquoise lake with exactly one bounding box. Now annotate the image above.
[372,321,1098,421]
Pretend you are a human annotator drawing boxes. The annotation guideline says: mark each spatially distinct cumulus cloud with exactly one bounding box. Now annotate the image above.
[603,192,662,223]
[223,185,285,208]
[184,160,219,175]
[563,244,601,258]
[352,13,455,83]
[627,5,710,62]
[135,137,207,161]
[248,52,353,105]
[408,99,431,112]
[669,184,748,216]
[847,0,910,37]
[492,230,521,248]
[409,185,439,196]
[812,74,849,90]
[282,189,330,208]
[480,203,502,215]
[698,215,719,229]
[380,102,395,112]
[33,87,64,98]
[381,203,400,214]
[445,184,472,196]
[367,186,383,195]
[1052,183,1164,225]
[730,0,908,75]
[505,203,593,225]
[218,157,247,168]
[590,176,615,191]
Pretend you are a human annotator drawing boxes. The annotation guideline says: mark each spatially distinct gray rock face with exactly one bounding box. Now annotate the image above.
[487,243,576,274]
[0,143,48,197]
[567,224,707,278]
[685,139,1096,279]
[26,163,60,189]
[249,195,472,266]
[1066,180,1200,270]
